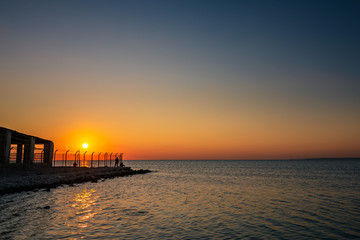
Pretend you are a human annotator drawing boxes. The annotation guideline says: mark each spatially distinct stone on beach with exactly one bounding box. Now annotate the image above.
[0,166,151,195]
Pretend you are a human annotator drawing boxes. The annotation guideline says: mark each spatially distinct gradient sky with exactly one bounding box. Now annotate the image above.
[1,0,359,160]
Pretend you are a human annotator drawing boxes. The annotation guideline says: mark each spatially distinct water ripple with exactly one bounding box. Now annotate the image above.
[1,160,360,239]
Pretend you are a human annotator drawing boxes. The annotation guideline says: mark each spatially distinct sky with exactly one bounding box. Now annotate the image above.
[1,0,359,160]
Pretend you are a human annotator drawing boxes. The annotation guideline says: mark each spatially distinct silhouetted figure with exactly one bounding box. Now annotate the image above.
[73,161,77,167]
[120,160,124,167]
[115,157,119,167]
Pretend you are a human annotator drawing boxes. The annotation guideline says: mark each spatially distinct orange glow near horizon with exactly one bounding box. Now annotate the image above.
[44,114,360,160]
[1,1,360,161]
[11,100,360,160]
[3,103,360,160]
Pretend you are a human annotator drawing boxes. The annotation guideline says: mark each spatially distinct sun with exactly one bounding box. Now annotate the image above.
[82,143,88,149]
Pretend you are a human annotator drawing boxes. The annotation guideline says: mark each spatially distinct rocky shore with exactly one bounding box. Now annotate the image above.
[0,166,151,195]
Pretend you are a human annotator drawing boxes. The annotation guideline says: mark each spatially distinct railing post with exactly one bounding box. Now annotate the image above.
[83,151,87,167]
[91,152,94,168]
[110,153,113,167]
[53,149,58,167]
[41,149,44,163]
[75,150,80,167]
[98,152,101,168]
[65,150,69,167]
[104,152,108,167]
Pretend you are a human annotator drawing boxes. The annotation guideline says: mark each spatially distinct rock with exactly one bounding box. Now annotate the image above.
[0,167,151,195]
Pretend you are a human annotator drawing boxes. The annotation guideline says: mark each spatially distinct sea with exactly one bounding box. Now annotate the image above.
[1,159,359,239]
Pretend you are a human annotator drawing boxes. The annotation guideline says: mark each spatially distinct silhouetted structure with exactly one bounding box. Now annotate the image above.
[0,127,54,167]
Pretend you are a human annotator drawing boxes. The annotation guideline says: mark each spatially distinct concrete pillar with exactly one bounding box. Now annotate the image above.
[23,137,35,165]
[16,144,23,163]
[43,142,54,166]
[0,129,11,165]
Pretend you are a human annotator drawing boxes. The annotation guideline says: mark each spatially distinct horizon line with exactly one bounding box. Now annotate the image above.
[123,157,360,161]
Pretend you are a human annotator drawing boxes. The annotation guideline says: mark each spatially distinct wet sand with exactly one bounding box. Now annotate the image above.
[0,166,151,195]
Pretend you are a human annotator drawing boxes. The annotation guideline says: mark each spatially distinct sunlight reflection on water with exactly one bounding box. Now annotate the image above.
[71,189,98,229]
[0,160,360,239]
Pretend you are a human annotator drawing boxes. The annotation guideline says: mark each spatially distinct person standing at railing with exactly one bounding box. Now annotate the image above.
[115,157,119,167]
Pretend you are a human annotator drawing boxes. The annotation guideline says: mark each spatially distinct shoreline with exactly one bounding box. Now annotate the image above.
[0,166,151,195]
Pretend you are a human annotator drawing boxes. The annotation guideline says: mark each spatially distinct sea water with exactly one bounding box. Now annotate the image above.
[1,159,359,239]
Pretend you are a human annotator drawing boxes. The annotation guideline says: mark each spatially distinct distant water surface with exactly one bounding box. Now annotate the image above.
[1,159,360,239]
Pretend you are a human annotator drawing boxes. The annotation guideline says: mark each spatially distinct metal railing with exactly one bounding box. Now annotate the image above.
[52,150,123,168]
[9,144,44,164]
